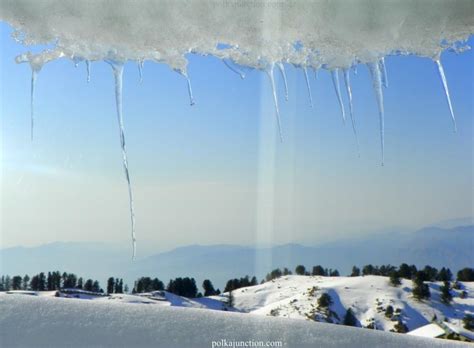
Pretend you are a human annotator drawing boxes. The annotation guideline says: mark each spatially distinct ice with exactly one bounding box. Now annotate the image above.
[107,61,137,260]
[266,63,283,142]
[223,59,245,79]
[137,60,144,83]
[435,59,457,132]
[343,69,360,154]
[182,72,195,106]
[367,62,385,166]
[276,62,288,101]
[29,68,37,141]
[303,67,313,108]
[379,58,388,88]
[0,0,472,255]
[331,70,346,123]
[86,60,91,83]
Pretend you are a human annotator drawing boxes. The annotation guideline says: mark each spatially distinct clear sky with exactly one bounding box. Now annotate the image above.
[1,21,472,251]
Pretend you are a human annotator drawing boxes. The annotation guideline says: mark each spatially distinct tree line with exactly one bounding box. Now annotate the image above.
[1,266,472,299]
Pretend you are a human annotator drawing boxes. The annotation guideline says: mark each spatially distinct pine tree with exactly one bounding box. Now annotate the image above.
[318,293,333,308]
[440,281,452,304]
[295,265,306,275]
[11,276,22,290]
[22,275,30,290]
[77,277,83,289]
[343,308,357,326]
[202,279,216,296]
[107,277,115,294]
[227,289,234,307]
[385,305,394,318]
[412,272,430,300]
[389,271,401,287]
[350,266,360,277]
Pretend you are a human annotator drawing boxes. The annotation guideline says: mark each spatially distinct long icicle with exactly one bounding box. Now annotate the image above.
[184,73,195,106]
[86,60,91,83]
[266,63,283,142]
[138,60,144,83]
[109,62,137,259]
[303,67,313,108]
[379,58,388,88]
[367,62,385,166]
[343,68,360,155]
[331,69,346,123]
[223,59,245,79]
[276,62,288,101]
[435,59,457,132]
[30,68,38,141]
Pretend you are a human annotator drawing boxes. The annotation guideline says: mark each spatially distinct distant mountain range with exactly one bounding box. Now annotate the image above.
[1,225,472,290]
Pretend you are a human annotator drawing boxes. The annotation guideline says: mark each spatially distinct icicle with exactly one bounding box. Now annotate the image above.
[30,68,38,141]
[266,63,283,142]
[343,68,360,155]
[138,60,144,83]
[184,73,195,106]
[85,60,91,83]
[331,69,346,123]
[435,59,457,132]
[367,62,385,166]
[277,62,288,101]
[223,59,245,79]
[108,61,137,259]
[379,58,388,88]
[303,67,313,108]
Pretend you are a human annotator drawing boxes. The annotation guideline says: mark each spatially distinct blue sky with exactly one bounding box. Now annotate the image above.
[1,21,472,251]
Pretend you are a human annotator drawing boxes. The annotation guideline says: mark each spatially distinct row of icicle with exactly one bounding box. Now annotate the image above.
[26,55,457,259]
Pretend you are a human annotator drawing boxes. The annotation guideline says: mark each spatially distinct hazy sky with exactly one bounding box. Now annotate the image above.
[1,21,473,251]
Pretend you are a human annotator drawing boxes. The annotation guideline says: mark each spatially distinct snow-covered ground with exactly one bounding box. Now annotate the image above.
[223,275,473,333]
[1,275,472,346]
[0,291,470,348]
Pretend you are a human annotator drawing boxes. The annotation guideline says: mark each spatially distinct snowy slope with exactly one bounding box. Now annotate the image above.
[223,275,473,333]
[0,293,470,348]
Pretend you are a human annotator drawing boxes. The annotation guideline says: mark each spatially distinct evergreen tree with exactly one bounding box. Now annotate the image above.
[37,273,46,291]
[457,268,474,282]
[84,279,94,291]
[329,269,340,277]
[463,314,474,330]
[77,277,83,289]
[412,271,430,300]
[393,320,408,333]
[437,267,453,282]
[312,265,326,276]
[22,275,30,290]
[124,284,129,293]
[423,265,438,281]
[350,266,360,277]
[389,271,401,287]
[317,293,333,308]
[115,279,124,293]
[385,305,394,318]
[295,265,306,275]
[47,272,54,290]
[282,268,292,276]
[11,276,22,290]
[202,279,216,296]
[440,281,452,304]
[250,276,258,286]
[30,275,39,291]
[107,277,115,294]
[343,308,357,326]
[92,280,100,293]
[398,263,412,279]
[265,269,283,281]
[227,289,234,307]
[362,264,375,276]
